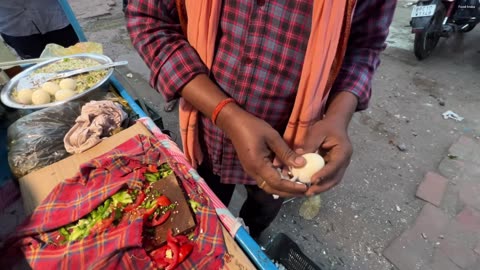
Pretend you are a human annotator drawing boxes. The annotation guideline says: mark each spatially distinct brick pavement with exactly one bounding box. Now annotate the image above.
[384,136,480,270]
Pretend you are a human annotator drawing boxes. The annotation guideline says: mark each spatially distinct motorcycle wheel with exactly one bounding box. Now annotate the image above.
[459,23,476,33]
[413,5,445,60]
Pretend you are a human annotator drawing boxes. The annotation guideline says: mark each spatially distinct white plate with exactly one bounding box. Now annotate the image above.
[411,4,436,18]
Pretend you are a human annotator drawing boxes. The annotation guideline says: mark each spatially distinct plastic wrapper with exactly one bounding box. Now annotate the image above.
[298,194,322,220]
[7,90,132,179]
[40,42,103,58]
[7,101,84,178]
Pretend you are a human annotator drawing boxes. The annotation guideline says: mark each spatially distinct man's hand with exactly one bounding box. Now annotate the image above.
[301,118,353,196]
[179,74,307,197]
[302,91,358,196]
[218,105,308,198]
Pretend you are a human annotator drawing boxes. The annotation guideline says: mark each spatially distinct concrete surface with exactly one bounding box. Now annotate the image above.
[383,136,480,270]
[2,0,480,269]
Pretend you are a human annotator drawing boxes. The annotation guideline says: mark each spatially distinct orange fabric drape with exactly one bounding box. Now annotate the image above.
[179,0,356,167]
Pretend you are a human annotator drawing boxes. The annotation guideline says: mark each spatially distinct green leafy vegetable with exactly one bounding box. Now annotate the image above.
[145,173,159,183]
[143,199,157,209]
[188,200,201,213]
[58,196,117,242]
[55,163,177,245]
[158,163,173,178]
[112,190,133,207]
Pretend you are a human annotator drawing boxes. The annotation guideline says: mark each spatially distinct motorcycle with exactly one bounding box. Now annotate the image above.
[410,0,480,60]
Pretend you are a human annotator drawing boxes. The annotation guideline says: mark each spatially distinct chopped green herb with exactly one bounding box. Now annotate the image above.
[112,190,133,207]
[145,173,159,183]
[189,200,201,212]
[158,163,173,178]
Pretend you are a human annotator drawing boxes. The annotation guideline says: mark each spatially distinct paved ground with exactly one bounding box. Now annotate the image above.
[2,1,480,269]
[382,135,480,270]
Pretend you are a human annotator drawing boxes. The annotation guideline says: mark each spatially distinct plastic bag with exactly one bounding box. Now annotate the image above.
[7,101,84,178]
[7,90,134,178]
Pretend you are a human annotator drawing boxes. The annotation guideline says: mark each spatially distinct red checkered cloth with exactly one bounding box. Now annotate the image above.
[3,134,226,270]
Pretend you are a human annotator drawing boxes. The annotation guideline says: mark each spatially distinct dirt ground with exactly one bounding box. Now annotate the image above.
[20,1,480,269]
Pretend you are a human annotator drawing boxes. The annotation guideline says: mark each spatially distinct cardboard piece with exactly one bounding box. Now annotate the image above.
[222,227,257,270]
[19,122,151,215]
[18,122,254,269]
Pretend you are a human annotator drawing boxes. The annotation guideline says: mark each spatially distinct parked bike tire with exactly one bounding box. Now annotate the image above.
[414,4,446,60]
[459,23,476,33]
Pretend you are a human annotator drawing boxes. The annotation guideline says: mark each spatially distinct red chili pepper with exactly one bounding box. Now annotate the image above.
[166,229,193,264]
[143,204,158,222]
[166,229,189,245]
[145,210,171,227]
[154,259,169,269]
[174,235,189,245]
[150,241,179,270]
[150,230,193,269]
[144,195,172,225]
[92,214,115,234]
[147,164,158,173]
[167,229,177,244]
[150,245,170,268]
[157,195,171,207]
[124,191,146,212]
[177,242,194,263]
[165,241,179,270]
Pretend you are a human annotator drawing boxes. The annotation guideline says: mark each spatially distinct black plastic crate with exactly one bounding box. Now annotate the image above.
[265,233,325,270]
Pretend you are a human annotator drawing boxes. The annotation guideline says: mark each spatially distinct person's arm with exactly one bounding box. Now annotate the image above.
[304,0,397,196]
[329,0,397,112]
[125,0,307,197]
[125,0,208,102]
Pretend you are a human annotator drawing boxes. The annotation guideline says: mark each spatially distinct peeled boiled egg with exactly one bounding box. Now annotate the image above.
[290,153,325,183]
[16,89,34,104]
[59,78,76,91]
[41,81,60,95]
[32,89,51,105]
[55,89,76,101]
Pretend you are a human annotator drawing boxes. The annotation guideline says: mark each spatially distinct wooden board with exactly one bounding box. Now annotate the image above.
[150,173,196,246]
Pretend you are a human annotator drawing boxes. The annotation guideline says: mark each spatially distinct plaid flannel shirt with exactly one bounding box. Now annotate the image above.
[126,0,396,185]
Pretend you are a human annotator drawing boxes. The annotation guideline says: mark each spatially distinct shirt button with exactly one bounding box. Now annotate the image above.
[257,0,266,7]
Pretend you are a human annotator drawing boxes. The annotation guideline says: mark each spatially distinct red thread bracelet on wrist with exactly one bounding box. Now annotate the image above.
[212,98,236,125]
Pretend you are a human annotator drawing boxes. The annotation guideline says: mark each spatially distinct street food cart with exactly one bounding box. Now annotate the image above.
[0,0,278,269]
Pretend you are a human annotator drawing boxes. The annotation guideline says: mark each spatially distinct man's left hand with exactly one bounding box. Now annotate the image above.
[301,117,353,196]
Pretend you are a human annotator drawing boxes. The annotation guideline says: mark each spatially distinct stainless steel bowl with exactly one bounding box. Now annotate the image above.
[0,53,114,110]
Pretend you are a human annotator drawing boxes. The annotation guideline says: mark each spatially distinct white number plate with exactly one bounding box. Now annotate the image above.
[411,4,436,18]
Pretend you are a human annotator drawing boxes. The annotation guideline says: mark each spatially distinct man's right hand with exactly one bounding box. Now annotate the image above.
[180,74,306,197]
[217,104,308,197]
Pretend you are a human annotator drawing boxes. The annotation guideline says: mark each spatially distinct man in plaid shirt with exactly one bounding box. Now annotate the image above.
[126,1,396,238]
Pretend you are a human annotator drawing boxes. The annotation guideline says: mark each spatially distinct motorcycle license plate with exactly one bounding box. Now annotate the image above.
[411,5,436,18]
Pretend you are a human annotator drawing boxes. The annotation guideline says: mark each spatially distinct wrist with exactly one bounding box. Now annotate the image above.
[324,91,358,129]
[215,102,247,134]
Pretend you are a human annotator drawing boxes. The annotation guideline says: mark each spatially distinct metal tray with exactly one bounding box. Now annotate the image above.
[0,53,114,110]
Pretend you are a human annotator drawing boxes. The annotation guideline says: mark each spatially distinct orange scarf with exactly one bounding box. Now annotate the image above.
[180,0,356,167]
